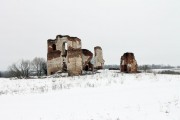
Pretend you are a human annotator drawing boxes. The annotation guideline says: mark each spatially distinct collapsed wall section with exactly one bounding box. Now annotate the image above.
[82,49,93,71]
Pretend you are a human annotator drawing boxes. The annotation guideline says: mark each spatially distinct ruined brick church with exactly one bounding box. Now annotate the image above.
[47,35,105,76]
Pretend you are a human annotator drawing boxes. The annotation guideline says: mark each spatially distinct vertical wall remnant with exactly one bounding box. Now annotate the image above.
[94,46,105,69]
[67,49,83,76]
[120,52,138,73]
[47,40,61,75]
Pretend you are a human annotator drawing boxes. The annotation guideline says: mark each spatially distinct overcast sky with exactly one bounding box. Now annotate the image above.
[0,0,180,70]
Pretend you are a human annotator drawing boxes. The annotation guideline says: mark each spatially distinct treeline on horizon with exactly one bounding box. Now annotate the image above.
[104,64,180,75]
[0,62,180,78]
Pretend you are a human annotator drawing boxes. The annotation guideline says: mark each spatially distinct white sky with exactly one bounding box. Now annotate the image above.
[0,0,180,70]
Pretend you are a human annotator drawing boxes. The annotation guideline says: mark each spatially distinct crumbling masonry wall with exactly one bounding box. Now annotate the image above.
[47,40,62,75]
[120,52,138,73]
[82,49,93,71]
[67,49,83,76]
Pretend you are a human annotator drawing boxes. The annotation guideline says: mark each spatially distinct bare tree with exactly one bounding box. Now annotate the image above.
[8,60,31,78]
[20,60,31,78]
[8,63,21,78]
[31,57,46,76]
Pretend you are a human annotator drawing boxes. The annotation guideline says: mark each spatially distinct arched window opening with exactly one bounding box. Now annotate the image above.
[65,42,67,50]
[52,44,56,51]
[62,42,67,57]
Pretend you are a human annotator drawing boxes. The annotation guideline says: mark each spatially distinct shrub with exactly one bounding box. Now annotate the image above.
[158,70,180,75]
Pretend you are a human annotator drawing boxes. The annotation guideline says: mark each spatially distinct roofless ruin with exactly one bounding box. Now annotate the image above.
[47,35,105,76]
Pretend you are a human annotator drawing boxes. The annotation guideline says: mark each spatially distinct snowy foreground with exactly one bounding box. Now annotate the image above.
[0,70,180,120]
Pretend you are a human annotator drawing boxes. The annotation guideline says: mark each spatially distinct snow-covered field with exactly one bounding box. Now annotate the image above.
[0,70,180,120]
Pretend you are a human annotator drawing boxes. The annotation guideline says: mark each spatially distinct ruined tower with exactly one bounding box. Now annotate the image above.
[94,46,105,69]
[120,52,138,73]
